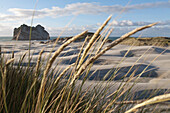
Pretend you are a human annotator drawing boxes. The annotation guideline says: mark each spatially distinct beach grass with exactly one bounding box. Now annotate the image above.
[0,16,170,113]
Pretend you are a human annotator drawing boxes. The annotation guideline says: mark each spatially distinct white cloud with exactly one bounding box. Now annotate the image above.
[1,1,170,21]
[108,20,170,27]
[110,20,134,26]
[46,20,170,37]
[46,24,99,36]
[0,23,14,36]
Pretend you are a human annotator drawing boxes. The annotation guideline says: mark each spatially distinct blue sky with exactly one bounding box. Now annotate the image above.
[0,0,170,37]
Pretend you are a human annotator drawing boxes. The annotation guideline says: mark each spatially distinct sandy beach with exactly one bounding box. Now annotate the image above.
[0,40,170,99]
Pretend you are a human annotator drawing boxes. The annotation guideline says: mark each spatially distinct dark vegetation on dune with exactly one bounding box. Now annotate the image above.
[120,37,170,47]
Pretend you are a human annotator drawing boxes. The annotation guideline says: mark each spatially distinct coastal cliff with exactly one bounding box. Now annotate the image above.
[13,24,50,40]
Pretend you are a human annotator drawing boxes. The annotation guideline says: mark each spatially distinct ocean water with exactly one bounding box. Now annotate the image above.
[0,36,119,42]
[0,37,13,41]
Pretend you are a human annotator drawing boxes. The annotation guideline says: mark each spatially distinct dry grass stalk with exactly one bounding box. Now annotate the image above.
[21,52,27,59]
[103,86,130,112]
[125,93,170,113]
[0,45,1,59]
[54,63,75,85]
[35,48,44,76]
[74,35,89,71]
[5,58,15,66]
[53,16,76,46]
[35,30,88,113]
[1,58,15,113]
[70,88,90,112]
[19,51,28,64]
[44,30,88,77]
[12,51,14,58]
[133,47,168,81]
[96,28,113,54]
[114,100,145,104]
[70,22,157,85]
[106,46,166,109]
[122,46,152,79]
[77,15,112,70]
[105,23,157,51]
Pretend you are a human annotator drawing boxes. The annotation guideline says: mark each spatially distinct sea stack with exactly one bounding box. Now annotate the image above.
[13,24,50,40]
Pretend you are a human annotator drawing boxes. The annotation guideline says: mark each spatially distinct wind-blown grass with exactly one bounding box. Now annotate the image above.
[125,93,170,113]
[0,16,169,113]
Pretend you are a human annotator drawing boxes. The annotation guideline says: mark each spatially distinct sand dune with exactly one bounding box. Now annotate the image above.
[0,41,170,99]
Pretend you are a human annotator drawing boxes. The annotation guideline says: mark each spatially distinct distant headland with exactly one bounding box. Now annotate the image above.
[13,24,50,40]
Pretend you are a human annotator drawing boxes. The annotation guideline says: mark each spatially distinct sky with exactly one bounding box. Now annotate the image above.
[0,0,170,37]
